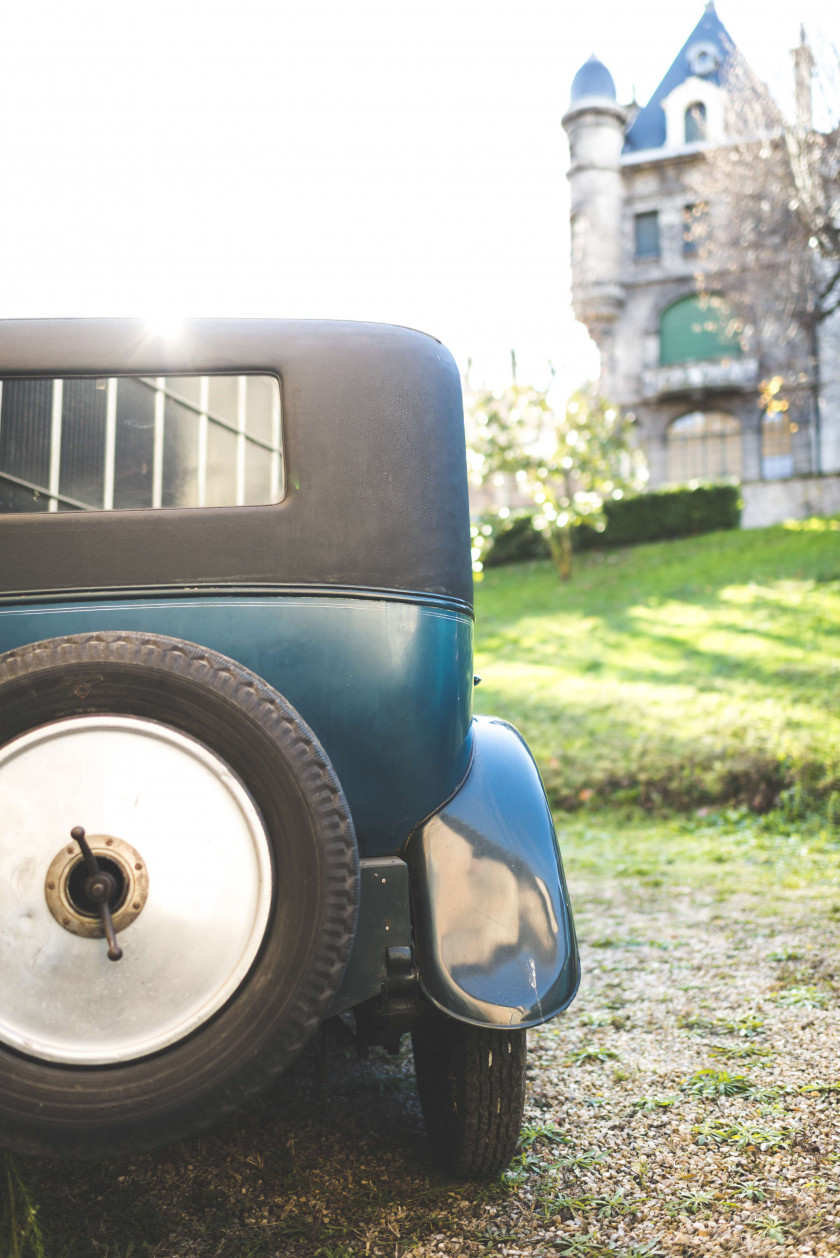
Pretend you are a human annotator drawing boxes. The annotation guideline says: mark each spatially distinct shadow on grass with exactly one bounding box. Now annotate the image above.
[483,597,840,704]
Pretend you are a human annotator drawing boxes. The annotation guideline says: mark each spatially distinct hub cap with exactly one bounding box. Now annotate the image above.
[0,716,272,1065]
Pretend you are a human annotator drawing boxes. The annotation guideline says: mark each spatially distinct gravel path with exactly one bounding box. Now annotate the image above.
[519,877,840,1257]
[21,870,840,1257]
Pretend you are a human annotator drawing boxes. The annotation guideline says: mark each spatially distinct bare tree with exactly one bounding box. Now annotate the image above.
[688,32,839,343]
[685,30,839,465]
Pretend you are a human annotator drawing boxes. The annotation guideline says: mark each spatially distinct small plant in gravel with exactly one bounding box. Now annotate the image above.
[728,1014,767,1037]
[631,1154,649,1175]
[581,1011,631,1030]
[537,1189,590,1219]
[519,1122,571,1149]
[801,1175,831,1190]
[550,1235,667,1258]
[556,1149,609,1174]
[677,1011,766,1038]
[591,1188,638,1218]
[473,1224,521,1249]
[551,1242,658,1258]
[692,1117,797,1149]
[709,1041,775,1061]
[566,1046,619,1065]
[749,1213,787,1242]
[682,1068,752,1096]
[769,984,829,1007]
[675,1188,715,1214]
[730,1179,768,1202]
[799,1078,840,1094]
[766,947,803,962]
[745,1083,791,1102]
[632,1095,679,1111]
[1,1155,46,1258]
[676,1011,717,1033]
[505,1147,547,1179]
[589,935,647,949]
[552,1235,612,1257]
[626,1243,666,1258]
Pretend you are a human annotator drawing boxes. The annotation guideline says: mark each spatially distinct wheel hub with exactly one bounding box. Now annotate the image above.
[45,833,149,939]
[0,714,273,1065]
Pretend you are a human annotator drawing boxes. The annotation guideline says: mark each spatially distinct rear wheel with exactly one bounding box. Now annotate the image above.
[411,1011,527,1178]
[0,631,358,1157]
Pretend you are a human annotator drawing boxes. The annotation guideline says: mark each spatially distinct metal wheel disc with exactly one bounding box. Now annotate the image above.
[0,716,272,1065]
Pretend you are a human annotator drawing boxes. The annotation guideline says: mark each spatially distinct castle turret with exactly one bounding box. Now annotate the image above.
[562,56,627,345]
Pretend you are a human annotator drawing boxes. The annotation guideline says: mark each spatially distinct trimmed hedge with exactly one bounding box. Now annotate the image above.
[578,482,742,549]
[483,484,741,567]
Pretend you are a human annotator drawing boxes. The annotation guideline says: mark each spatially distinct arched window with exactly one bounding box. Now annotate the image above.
[685,101,707,143]
[660,295,742,366]
[667,411,742,483]
[761,413,794,479]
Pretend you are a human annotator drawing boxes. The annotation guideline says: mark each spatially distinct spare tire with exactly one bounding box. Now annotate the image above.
[0,631,358,1157]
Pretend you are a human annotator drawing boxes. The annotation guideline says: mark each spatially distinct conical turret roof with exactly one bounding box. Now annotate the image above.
[570,54,617,104]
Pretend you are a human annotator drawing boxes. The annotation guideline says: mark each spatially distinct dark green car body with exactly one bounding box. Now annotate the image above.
[0,319,578,1161]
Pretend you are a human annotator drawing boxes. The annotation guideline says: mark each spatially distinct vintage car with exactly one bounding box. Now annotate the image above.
[0,319,579,1178]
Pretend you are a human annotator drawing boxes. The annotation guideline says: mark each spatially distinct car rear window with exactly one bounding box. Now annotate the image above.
[0,374,283,513]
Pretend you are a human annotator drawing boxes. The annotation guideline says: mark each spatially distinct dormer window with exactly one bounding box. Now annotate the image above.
[661,77,724,147]
[685,102,707,143]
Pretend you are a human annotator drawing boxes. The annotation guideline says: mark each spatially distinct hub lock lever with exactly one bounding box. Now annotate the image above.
[71,826,123,961]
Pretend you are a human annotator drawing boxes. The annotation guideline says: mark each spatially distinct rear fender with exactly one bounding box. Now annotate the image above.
[404,716,580,1028]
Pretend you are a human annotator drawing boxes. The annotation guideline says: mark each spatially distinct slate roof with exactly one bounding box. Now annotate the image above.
[623,3,736,153]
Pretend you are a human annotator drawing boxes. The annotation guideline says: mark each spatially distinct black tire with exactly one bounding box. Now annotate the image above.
[0,631,358,1158]
[411,1011,527,1179]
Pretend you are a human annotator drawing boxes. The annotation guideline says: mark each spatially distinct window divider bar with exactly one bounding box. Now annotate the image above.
[236,377,247,507]
[152,378,165,510]
[0,468,94,511]
[270,380,282,501]
[198,377,209,509]
[104,379,117,510]
[48,379,64,513]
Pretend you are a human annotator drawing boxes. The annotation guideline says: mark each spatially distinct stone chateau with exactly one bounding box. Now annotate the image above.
[562,3,840,525]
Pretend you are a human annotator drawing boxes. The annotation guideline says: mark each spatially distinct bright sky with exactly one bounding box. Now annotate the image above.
[0,0,834,394]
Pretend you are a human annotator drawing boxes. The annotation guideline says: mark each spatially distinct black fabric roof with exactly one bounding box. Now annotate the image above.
[0,319,473,606]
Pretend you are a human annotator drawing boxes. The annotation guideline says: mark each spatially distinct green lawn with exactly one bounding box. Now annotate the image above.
[474,517,840,813]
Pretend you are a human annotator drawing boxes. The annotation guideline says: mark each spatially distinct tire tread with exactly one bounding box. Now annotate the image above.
[412,1014,527,1179]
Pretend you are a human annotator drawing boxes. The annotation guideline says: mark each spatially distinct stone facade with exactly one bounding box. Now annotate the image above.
[563,5,840,524]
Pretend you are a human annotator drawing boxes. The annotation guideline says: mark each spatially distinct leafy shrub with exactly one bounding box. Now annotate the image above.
[480,511,549,567]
